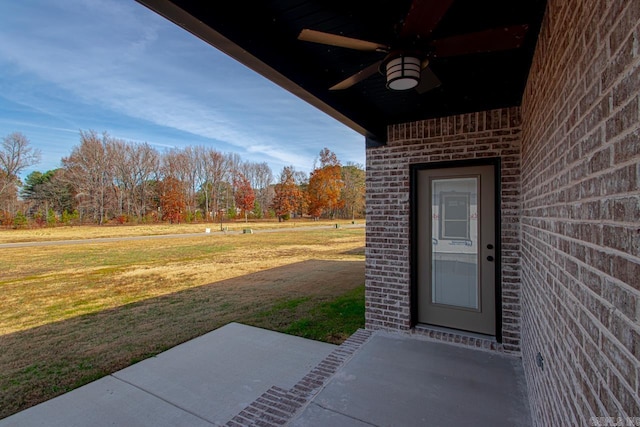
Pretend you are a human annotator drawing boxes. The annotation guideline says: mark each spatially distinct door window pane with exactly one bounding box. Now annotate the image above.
[431,177,479,309]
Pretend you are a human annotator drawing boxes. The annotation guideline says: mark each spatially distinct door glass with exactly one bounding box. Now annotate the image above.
[431,177,479,309]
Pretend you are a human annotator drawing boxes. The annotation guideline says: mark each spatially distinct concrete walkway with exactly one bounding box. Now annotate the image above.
[0,323,531,426]
[0,323,335,426]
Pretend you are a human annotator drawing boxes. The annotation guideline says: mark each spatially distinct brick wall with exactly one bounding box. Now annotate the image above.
[365,107,523,353]
[520,0,640,425]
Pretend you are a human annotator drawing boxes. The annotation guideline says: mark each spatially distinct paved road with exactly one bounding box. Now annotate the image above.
[0,223,365,248]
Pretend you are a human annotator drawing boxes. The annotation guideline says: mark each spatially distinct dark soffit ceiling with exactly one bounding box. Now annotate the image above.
[137,0,547,144]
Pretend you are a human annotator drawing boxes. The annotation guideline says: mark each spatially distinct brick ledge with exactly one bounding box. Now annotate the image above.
[412,324,520,355]
[226,328,373,427]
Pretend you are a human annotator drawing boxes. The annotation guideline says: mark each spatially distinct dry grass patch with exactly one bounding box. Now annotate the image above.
[0,227,365,419]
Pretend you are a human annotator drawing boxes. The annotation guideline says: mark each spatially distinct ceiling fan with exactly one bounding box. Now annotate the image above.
[298,0,529,93]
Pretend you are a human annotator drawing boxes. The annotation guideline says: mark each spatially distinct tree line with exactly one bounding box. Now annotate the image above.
[0,131,365,227]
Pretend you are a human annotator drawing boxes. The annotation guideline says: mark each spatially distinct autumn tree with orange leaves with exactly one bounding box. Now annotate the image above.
[233,172,255,222]
[272,166,301,221]
[160,176,186,223]
[307,148,344,220]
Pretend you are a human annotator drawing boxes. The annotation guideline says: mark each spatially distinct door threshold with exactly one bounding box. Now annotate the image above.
[413,324,514,355]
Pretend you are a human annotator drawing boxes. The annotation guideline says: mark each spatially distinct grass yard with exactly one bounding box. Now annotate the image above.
[0,224,365,419]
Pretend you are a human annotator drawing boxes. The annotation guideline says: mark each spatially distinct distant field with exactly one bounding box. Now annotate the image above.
[0,218,362,243]
[0,224,365,419]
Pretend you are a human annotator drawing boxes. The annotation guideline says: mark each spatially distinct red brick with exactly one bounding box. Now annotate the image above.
[613,130,640,164]
[606,100,639,141]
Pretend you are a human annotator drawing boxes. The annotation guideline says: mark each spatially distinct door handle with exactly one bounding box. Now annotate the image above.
[487,255,494,262]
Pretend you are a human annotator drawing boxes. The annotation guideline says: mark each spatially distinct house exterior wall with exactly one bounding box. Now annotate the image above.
[365,107,523,353]
[365,1,639,422]
[519,0,640,425]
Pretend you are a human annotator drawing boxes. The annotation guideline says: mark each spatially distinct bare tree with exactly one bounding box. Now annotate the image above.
[340,162,366,220]
[183,146,201,217]
[224,153,241,213]
[109,138,131,218]
[62,130,114,224]
[191,145,214,220]
[130,142,160,219]
[198,148,227,220]
[248,162,274,217]
[110,140,160,220]
[221,152,240,214]
[0,132,41,213]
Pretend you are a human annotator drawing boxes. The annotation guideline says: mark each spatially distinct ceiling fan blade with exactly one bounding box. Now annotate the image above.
[415,66,442,94]
[330,60,383,90]
[432,24,530,57]
[400,0,454,40]
[298,29,388,52]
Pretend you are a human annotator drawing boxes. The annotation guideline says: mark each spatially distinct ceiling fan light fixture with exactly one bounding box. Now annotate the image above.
[385,55,421,90]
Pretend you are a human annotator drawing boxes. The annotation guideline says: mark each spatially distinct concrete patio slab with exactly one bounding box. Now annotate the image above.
[291,331,531,427]
[0,323,336,427]
[1,324,531,427]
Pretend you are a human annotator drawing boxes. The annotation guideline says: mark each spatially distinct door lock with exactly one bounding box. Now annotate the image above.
[486,244,494,250]
[487,255,494,262]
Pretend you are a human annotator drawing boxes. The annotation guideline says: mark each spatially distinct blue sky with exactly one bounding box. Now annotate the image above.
[0,0,365,179]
